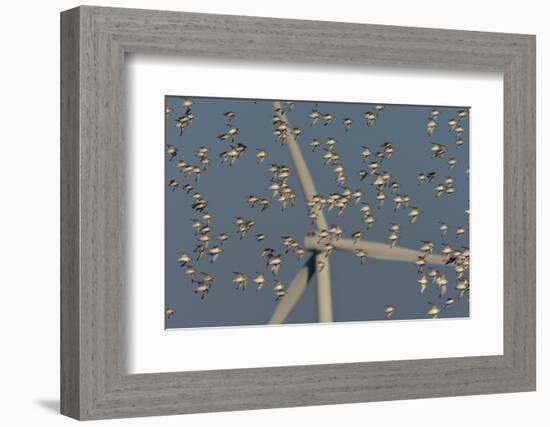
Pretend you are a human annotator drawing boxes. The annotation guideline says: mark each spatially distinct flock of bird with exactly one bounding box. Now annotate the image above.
[165,98,470,322]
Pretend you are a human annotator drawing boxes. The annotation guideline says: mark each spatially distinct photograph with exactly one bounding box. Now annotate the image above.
[164,96,470,329]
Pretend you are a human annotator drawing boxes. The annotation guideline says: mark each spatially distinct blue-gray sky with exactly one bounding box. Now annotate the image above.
[165,96,469,329]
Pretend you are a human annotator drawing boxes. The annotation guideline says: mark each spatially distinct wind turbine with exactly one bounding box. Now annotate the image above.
[268,101,447,325]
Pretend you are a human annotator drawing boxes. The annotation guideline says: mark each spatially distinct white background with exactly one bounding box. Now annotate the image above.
[129,57,503,373]
[0,1,546,426]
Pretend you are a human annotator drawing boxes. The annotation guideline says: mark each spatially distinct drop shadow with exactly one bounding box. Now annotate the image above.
[35,398,59,414]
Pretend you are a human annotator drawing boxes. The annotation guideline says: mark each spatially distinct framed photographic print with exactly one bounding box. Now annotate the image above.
[61,5,536,420]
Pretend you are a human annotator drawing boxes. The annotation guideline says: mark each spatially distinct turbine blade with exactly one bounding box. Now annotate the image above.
[272,101,328,231]
[268,255,315,324]
[303,236,447,265]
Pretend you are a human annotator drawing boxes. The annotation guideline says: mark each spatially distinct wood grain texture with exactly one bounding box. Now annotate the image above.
[60,7,81,419]
[60,5,536,420]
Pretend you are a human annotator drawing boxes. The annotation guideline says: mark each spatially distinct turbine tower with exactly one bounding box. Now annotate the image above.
[269,101,447,325]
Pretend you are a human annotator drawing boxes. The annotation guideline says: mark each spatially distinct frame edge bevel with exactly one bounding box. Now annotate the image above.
[60,6,82,420]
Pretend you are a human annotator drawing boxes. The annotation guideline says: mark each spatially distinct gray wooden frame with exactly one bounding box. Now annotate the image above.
[60,5,536,420]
